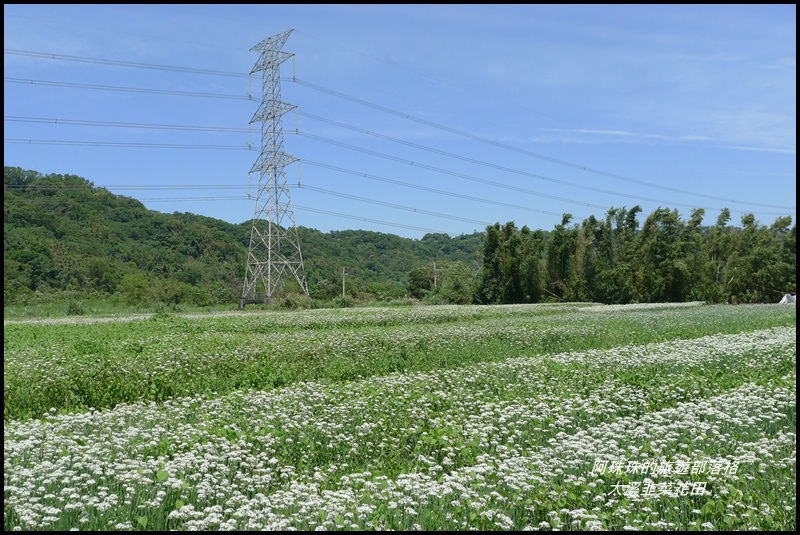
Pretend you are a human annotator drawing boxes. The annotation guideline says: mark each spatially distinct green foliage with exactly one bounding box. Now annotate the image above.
[281,292,312,310]
[4,166,485,309]
[475,222,503,304]
[5,166,795,309]
[434,261,477,304]
[65,299,84,316]
[332,295,357,308]
[478,206,794,305]
[475,222,546,304]
[407,265,434,298]
[408,261,477,304]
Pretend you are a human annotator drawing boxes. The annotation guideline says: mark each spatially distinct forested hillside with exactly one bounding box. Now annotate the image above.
[4,167,484,307]
[4,166,795,309]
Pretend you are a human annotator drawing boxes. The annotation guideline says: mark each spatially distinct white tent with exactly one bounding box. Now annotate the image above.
[778,294,796,304]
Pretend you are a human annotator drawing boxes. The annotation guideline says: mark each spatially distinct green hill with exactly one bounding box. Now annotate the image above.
[4,166,484,308]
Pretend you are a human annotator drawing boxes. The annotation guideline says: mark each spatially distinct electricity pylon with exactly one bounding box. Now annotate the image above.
[240,29,308,309]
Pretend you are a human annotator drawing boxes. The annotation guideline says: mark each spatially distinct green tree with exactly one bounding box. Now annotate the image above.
[545,214,576,300]
[407,265,434,299]
[519,226,545,303]
[118,273,155,306]
[700,208,735,302]
[436,261,477,304]
[498,222,524,303]
[634,208,689,302]
[683,208,707,301]
[475,223,503,304]
[732,214,796,302]
[475,222,545,305]
[570,218,597,302]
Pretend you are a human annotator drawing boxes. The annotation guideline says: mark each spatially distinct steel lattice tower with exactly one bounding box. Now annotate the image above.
[240,29,308,309]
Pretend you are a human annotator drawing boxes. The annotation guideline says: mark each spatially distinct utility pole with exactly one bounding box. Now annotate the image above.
[342,267,347,298]
[433,261,437,289]
[240,29,308,309]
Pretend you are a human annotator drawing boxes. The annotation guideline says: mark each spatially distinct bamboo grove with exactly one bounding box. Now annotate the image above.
[466,208,795,306]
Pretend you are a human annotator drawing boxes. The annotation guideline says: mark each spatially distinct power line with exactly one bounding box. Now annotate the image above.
[5,139,248,149]
[4,77,252,100]
[291,77,795,210]
[142,195,498,235]
[299,159,571,218]
[139,195,248,202]
[296,111,796,212]
[15,156,788,225]
[4,48,247,78]
[6,47,793,231]
[4,179,499,228]
[8,47,789,212]
[299,131,643,212]
[9,112,793,214]
[9,112,794,217]
[4,175,571,218]
[299,184,492,226]
[5,115,249,133]
[4,184,246,191]
[293,204,448,235]
[150,186,493,230]
[298,132,795,216]
[5,136,791,218]
[7,167,789,233]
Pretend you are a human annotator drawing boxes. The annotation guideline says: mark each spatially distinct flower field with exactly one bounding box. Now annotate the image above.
[4,302,796,530]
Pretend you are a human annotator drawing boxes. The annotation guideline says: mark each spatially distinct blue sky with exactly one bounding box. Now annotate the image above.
[4,4,796,240]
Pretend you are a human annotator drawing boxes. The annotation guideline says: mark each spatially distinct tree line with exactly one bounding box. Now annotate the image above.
[410,207,795,305]
[4,166,795,308]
